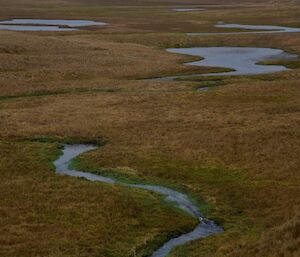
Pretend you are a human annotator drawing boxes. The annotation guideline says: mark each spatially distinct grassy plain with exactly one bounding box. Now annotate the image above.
[0,141,197,257]
[0,0,300,257]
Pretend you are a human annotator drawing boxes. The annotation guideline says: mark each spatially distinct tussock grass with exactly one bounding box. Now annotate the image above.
[1,1,300,257]
[1,1,300,98]
[1,79,299,256]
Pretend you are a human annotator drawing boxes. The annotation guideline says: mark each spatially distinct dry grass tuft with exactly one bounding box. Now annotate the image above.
[0,0,300,256]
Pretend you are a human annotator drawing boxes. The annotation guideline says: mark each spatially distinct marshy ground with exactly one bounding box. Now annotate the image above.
[0,0,300,257]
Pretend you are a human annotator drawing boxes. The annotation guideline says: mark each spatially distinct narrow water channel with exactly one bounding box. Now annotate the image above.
[54,144,223,257]
[188,22,300,35]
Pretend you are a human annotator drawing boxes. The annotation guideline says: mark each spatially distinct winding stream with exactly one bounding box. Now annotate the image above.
[148,47,297,82]
[54,144,223,257]
[0,19,106,31]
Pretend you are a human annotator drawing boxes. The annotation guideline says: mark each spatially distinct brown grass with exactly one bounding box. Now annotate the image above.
[1,79,299,257]
[0,1,300,257]
[0,141,196,257]
[0,2,300,98]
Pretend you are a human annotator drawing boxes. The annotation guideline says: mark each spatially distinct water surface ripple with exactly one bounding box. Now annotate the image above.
[54,144,223,257]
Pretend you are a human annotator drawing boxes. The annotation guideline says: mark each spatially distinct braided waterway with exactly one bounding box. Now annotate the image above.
[54,144,223,257]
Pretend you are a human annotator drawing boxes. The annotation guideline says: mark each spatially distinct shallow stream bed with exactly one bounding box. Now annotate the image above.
[54,144,223,257]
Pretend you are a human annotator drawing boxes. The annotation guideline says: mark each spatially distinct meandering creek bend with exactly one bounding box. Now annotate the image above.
[5,17,299,255]
[54,144,223,257]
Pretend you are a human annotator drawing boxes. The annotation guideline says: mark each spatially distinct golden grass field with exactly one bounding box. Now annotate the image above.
[0,0,300,257]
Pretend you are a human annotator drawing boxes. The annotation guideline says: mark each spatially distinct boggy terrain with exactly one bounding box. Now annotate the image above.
[0,1,300,257]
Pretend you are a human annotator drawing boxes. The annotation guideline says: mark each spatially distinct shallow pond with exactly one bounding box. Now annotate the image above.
[0,19,106,31]
[188,22,300,35]
[54,144,223,257]
[149,47,297,82]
